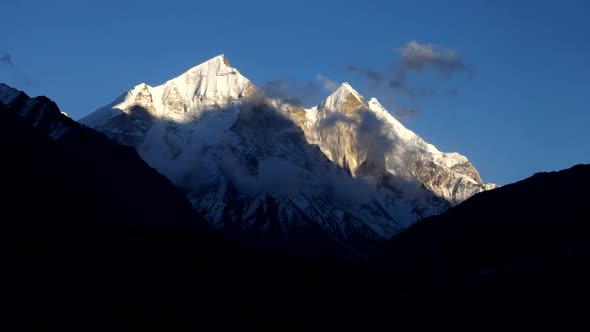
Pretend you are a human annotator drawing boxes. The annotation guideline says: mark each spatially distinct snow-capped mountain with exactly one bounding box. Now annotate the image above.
[283,82,494,204]
[80,54,495,256]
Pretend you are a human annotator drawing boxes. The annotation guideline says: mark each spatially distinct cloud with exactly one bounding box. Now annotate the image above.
[23,77,36,87]
[447,85,459,98]
[0,52,38,87]
[396,40,471,77]
[388,79,436,98]
[316,74,339,92]
[260,74,346,107]
[345,64,385,82]
[346,40,472,101]
[0,52,14,66]
[314,106,438,211]
[261,79,301,105]
[260,77,321,107]
[163,101,378,206]
[318,108,394,169]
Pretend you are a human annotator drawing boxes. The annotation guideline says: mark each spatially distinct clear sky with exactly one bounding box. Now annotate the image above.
[1,0,589,185]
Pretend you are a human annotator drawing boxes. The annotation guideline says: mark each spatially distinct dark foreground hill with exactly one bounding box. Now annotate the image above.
[0,96,239,329]
[371,163,590,330]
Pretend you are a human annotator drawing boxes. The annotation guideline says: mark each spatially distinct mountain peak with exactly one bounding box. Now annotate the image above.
[0,83,26,105]
[81,54,254,126]
[339,81,353,90]
[200,54,232,68]
[219,54,232,67]
[156,53,252,104]
[178,54,237,79]
[320,82,366,112]
[335,82,360,95]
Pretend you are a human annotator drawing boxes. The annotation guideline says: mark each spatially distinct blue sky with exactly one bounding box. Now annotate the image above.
[1,0,589,185]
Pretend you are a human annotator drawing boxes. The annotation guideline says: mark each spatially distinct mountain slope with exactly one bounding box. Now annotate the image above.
[369,164,590,329]
[286,82,494,205]
[372,163,590,274]
[81,54,495,256]
[0,83,205,231]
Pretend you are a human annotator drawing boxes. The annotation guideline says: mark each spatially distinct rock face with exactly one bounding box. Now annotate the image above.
[288,82,494,205]
[80,54,495,257]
